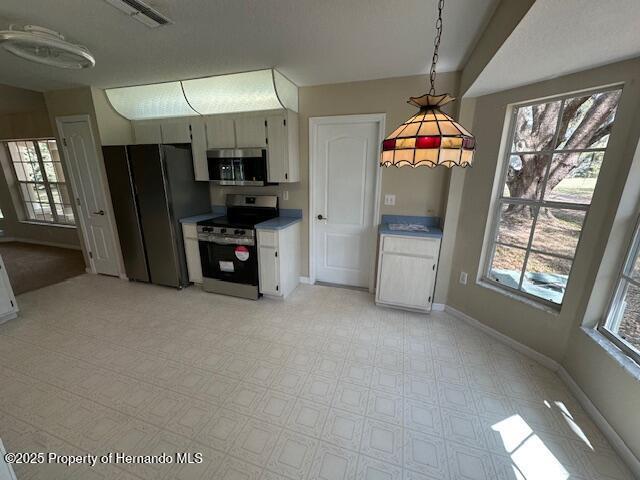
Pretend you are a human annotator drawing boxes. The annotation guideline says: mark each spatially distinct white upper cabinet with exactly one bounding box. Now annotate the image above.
[190,118,209,181]
[133,120,162,144]
[235,116,267,148]
[133,109,299,183]
[267,110,299,183]
[160,120,191,143]
[205,116,236,149]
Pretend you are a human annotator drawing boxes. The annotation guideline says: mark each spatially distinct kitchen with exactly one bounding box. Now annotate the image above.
[95,69,442,311]
[1,1,639,479]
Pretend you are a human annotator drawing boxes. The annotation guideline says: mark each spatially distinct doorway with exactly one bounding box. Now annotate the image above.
[310,114,384,290]
[56,115,121,277]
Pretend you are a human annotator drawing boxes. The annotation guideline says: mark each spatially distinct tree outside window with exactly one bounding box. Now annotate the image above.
[485,88,622,306]
[5,139,75,226]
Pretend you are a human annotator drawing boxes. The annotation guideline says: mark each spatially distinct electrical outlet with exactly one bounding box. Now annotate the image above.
[459,271,468,285]
[283,190,289,201]
[384,194,396,206]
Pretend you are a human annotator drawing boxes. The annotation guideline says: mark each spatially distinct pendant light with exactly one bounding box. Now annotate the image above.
[381,0,475,168]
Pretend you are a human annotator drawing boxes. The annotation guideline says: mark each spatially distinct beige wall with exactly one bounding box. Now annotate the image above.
[0,84,80,247]
[0,84,53,140]
[446,59,640,458]
[90,87,134,145]
[212,72,460,277]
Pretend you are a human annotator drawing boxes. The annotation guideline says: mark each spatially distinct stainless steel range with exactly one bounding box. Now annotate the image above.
[197,194,278,300]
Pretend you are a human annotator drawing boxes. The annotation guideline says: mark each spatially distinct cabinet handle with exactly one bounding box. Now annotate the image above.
[317,214,327,220]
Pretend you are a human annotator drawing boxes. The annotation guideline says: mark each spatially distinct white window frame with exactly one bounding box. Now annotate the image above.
[481,86,621,309]
[4,139,75,227]
[599,213,640,365]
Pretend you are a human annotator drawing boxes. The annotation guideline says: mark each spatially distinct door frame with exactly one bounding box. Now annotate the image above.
[55,114,124,277]
[308,113,385,292]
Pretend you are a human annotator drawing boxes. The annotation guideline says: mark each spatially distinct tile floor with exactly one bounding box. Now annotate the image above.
[0,274,634,480]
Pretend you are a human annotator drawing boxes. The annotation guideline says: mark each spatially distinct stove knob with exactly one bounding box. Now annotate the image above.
[220,228,227,234]
[235,229,245,235]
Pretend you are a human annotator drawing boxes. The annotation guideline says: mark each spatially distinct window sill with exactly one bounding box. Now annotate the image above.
[581,327,640,382]
[19,220,76,230]
[476,278,561,316]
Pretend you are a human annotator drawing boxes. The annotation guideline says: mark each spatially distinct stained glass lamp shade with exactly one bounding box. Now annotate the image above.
[381,93,475,168]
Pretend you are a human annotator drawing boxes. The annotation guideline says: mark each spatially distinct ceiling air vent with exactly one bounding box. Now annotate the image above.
[104,0,172,28]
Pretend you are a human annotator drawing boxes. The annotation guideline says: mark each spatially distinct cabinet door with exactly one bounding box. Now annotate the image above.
[235,116,267,148]
[266,114,287,182]
[133,121,162,144]
[378,253,434,310]
[205,116,235,148]
[161,120,191,144]
[258,245,280,295]
[184,237,203,284]
[190,119,209,181]
[0,267,15,317]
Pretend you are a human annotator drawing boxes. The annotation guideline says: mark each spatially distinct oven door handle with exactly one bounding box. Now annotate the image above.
[199,237,255,246]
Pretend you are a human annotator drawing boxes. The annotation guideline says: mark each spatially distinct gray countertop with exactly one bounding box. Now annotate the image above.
[180,208,302,231]
[256,216,302,230]
[378,214,443,239]
[179,213,218,224]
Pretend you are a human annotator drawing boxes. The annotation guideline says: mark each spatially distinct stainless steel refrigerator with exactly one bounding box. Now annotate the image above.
[103,144,210,288]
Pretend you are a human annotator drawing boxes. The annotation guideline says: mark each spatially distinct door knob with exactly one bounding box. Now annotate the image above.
[317,214,327,220]
[92,210,105,216]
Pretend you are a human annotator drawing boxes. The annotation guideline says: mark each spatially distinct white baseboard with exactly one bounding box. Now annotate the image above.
[557,366,640,477]
[444,305,559,370]
[299,276,313,284]
[444,304,640,476]
[0,236,82,251]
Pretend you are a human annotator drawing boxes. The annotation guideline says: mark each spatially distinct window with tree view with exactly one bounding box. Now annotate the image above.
[485,88,622,306]
[5,140,75,225]
[600,216,640,363]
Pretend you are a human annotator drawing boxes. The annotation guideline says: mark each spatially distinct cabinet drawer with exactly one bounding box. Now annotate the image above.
[382,235,438,257]
[257,230,278,247]
[182,223,198,239]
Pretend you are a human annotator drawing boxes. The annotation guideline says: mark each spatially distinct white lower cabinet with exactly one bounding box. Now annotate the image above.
[182,223,203,284]
[375,234,440,312]
[257,222,301,298]
[0,255,18,324]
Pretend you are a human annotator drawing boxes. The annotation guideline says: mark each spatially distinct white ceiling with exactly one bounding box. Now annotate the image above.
[467,0,640,97]
[0,0,497,92]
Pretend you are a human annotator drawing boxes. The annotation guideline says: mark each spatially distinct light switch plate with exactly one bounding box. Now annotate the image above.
[384,194,396,206]
[459,272,468,285]
[283,190,289,201]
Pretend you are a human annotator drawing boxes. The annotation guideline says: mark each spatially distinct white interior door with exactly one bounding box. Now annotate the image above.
[57,117,120,276]
[313,119,380,287]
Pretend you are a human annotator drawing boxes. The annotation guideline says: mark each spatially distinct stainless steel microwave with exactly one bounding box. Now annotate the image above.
[207,148,269,186]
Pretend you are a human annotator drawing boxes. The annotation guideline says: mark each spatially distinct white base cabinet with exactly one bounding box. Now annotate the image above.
[257,222,301,298]
[375,234,440,312]
[182,223,203,284]
[0,255,18,324]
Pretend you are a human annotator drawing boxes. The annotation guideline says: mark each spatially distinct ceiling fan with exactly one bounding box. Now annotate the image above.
[0,24,95,69]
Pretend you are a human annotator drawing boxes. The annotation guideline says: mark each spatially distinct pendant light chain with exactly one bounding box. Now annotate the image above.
[429,0,445,95]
